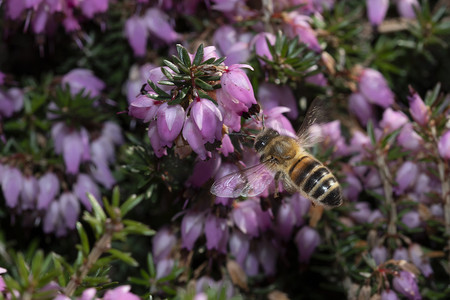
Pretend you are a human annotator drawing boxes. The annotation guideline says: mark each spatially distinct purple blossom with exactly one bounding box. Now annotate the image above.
[37,172,59,209]
[348,92,375,126]
[367,0,389,25]
[124,64,155,104]
[232,200,271,237]
[359,68,394,108]
[103,286,139,300]
[381,290,399,300]
[257,238,278,276]
[397,0,420,19]
[0,267,5,292]
[125,16,148,57]
[20,175,38,210]
[1,166,23,207]
[182,116,209,160]
[350,202,372,224]
[285,12,321,52]
[393,248,409,260]
[43,192,80,236]
[62,128,90,174]
[148,121,168,158]
[205,214,229,253]
[213,26,250,65]
[187,156,221,188]
[229,230,250,266]
[32,4,48,34]
[295,226,321,263]
[380,108,409,133]
[393,271,421,300]
[290,194,311,226]
[409,244,433,277]
[218,134,234,157]
[152,227,177,263]
[157,103,185,146]
[371,245,387,265]
[438,130,450,160]
[144,8,179,44]
[264,106,296,138]
[181,210,205,250]
[61,69,105,98]
[89,159,116,189]
[397,124,423,152]
[401,211,421,229]
[73,174,101,210]
[250,32,276,65]
[394,161,419,195]
[258,83,298,119]
[245,252,259,276]
[190,98,223,143]
[155,258,174,279]
[80,0,109,19]
[408,89,429,126]
[343,174,362,202]
[305,72,328,87]
[276,202,297,241]
[0,88,24,119]
[218,64,257,115]
[59,192,80,230]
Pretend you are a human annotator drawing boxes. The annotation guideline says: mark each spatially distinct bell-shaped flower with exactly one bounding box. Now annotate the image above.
[394,247,409,260]
[229,230,250,266]
[62,14,81,33]
[80,0,109,19]
[397,124,422,152]
[380,108,409,133]
[367,0,389,25]
[124,64,155,104]
[264,106,296,138]
[295,226,321,263]
[63,128,90,174]
[408,89,429,126]
[305,72,328,87]
[290,194,311,226]
[350,202,372,224]
[144,8,179,44]
[257,238,278,276]
[213,163,239,206]
[394,161,419,195]
[251,32,276,65]
[245,252,259,276]
[90,160,116,189]
[190,98,223,143]
[397,0,420,19]
[102,121,124,146]
[32,3,48,34]
[128,95,161,121]
[220,104,242,132]
[153,227,177,263]
[187,156,221,188]
[381,290,399,300]
[276,202,297,241]
[61,69,105,98]
[60,192,80,230]
[213,25,237,56]
[343,174,362,202]
[20,175,38,210]
[73,174,101,210]
[359,68,394,108]
[258,83,298,119]
[409,244,433,277]
[182,116,208,160]
[205,214,229,254]
[438,130,450,160]
[371,246,388,265]
[125,16,148,57]
[1,166,23,207]
[218,134,234,157]
[0,88,24,118]
[218,64,257,115]
[6,0,27,20]
[402,211,421,229]
[285,12,321,52]
[157,103,185,146]
[148,121,168,158]
[232,200,271,237]
[393,271,421,300]
[37,172,59,209]
[349,92,375,126]
[181,210,205,250]
[103,286,139,300]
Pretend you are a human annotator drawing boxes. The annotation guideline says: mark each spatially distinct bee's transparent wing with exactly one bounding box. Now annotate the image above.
[210,163,275,198]
[297,98,330,148]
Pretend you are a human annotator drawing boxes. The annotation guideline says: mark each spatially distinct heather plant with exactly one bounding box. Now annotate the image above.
[0,0,449,299]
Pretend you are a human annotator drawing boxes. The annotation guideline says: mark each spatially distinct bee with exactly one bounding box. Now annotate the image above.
[210,99,343,208]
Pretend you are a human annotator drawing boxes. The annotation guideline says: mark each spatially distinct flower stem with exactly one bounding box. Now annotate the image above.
[64,219,117,297]
[376,149,397,237]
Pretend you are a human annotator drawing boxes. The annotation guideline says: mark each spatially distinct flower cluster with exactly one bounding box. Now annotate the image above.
[367,0,420,25]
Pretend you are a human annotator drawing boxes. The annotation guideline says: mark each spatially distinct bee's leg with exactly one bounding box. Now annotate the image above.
[274,172,282,198]
[282,176,298,194]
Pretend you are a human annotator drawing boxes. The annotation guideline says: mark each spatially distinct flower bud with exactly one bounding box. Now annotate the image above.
[125,16,148,57]
[1,166,23,208]
[73,174,101,210]
[144,8,179,44]
[181,210,205,250]
[381,290,399,300]
[276,202,297,241]
[380,108,409,133]
[103,285,139,300]
[229,230,250,265]
[371,246,387,265]
[394,161,419,195]
[397,0,420,19]
[407,89,429,126]
[62,69,105,98]
[157,103,185,146]
[295,226,321,263]
[401,211,421,229]
[153,227,177,263]
[37,172,59,210]
[438,130,450,160]
[359,68,394,108]
[191,98,223,143]
[349,92,375,126]
[205,214,229,254]
[392,271,421,300]
[367,0,389,25]
[20,175,38,210]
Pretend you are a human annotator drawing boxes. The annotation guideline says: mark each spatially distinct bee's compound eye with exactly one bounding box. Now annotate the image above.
[254,140,265,151]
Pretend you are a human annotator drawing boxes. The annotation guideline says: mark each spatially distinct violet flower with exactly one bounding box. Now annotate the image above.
[20,175,38,210]
[103,286,139,300]
[157,103,185,146]
[182,116,209,160]
[371,245,387,265]
[1,166,23,207]
[381,290,399,300]
[380,108,409,133]
[61,69,105,98]
[276,202,297,241]
[284,12,321,52]
[181,210,205,250]
[397,124,423,152]
[401,211,421,229]
[143,8,179,44]
[359,68,394,108]
[73,174,101,210]
[0,87,24,119]
[229,230,250,266]
[394,161,419,195]
[218,134,234,157]
[148,121,168,158]
[290,194,311,226]
[393,271,421,300]
[187,156,221,188]
[258,83,298,119]
[409,244,433,277]
[245,252,259,276]
[408,89,429,127]
[257,238,278,276]
[37,172,59,209]
[80,0,109,19]
[213,26,250,65]
[155,258,174,279]
[348,92,375,126]
[190,97,223,143]
[295,226,321,263]
[397,0,420,19]
[205,214,229,254]
[0,267,6,292]
[125,16,148,57]
[438,130,450,160]
[366,0,389,25]
[124,64,155,104]
[152,227,177,263]
[250,32,276,65]
[232,200,272,237]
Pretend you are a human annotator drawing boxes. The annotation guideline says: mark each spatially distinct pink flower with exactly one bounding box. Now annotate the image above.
[397,124,422,151]
[264,106,296,138]
[343,174,362,202]
[20,175,38,210]
[37,172,59,209]
[348,92,375,126]
[73,174,101,210]
[218,134,234,157]
[232,200,271,237]
[229,230,250,265]
[290,194,311,226]
[157,103,185,146]
[61,69,105,98]
[218,64,257,115]
[397,0,420,19]
[181,210,205,250]
[128,95,161,120]
[371,246,387,265]
[245,252,259,276]
[213,26,250,65]
[125,16,148,57]
[250,32,276,64]
[438,130,450,160]
[0,267,6,292]
[152,227,177,263]
[380,108,409,133]
[205,214,229,253]
[367,0,389,25]
[402,211,421,229]
[409,244,433,277]
[0,88,24,119]
[276,202,297,241]
[43,192,80,236]
[359,68,394,108]
[190,98,223,143]
[187,156,221,188]
[182,116,209,160]
[258,83,298,119]
[295,226,321,263]
[257,238,278,276]
[381,290,399,300]
[285,12,321,52]
[393,271,421,300]
[124,64,155,104]
[144,8,179,44]
[148,121,168,158]
[80,0,109,19]
[103,286,139,300]
[1,166,23,207]
[408,89,429,126]
[62,127,91,174]
[156,258,174,279]
[394,161,419,195]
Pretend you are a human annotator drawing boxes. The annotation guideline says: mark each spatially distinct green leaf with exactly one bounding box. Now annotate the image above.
[31,250,44,278]
[108,249,138,267]
[194,78,214,91]
[123,219,156,236]
[88,193,106,222]
[213,57,226,66]
[77,222,90,257]
[147,253,156,278]
[120,194,144,217]
[163,60,180,74]
[192,44,204,66]
[177,44,192,67]
[147,80,171,98]
[112,186,120,208]
[367,120,376,145]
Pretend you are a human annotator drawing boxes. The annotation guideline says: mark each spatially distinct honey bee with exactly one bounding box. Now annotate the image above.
[210,99,343,208]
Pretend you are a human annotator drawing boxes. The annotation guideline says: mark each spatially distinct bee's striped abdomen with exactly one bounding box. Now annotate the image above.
[289,155,342,207]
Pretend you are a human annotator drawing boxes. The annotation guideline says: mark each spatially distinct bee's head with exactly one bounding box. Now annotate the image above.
[254,128,279,152]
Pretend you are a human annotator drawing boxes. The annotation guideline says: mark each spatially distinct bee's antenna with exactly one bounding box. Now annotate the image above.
[229,132,256,140]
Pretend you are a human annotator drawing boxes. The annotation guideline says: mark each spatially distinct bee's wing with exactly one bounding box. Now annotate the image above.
[210,163,275,198]
[296,98,329,148]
